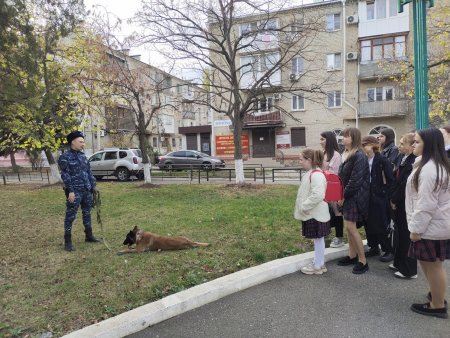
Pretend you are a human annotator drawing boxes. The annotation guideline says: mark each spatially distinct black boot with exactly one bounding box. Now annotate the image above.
[64,233,75,252]
[85,228,100,243]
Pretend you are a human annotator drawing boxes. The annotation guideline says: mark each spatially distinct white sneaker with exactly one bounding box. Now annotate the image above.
[301,263,326,275]
[394,271,417,279]
[388,264,398,272]
[330,237,344,248]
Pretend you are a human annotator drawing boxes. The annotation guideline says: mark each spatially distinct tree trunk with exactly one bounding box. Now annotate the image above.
[143,162,152,184]
[44,149,61,183]
[233,116,245,184]
[138,118,152,184]
[9,152,18,171]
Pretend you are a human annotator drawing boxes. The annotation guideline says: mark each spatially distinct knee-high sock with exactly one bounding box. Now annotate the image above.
[314,237,326,268]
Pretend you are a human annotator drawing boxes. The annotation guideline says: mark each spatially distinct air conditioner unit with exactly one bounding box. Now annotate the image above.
[273,93,281,100]
[346,52,358,61]
[289,73,299,81]
[100,129,105,137]
[346,15,359,24]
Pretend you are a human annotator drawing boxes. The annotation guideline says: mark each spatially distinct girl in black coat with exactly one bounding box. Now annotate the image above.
[361,136,395,262]
[379,127,402,171]
[390,133,417,278]
[337,128,370,274]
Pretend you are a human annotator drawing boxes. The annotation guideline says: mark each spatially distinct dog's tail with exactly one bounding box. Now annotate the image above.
[193,242,210,247]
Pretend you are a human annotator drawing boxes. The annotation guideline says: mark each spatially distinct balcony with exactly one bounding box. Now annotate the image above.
[359,99,412,118]
[359,61,405,80]
[243,110,284,128]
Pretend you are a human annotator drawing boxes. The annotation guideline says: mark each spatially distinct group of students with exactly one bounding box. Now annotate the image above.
[294,126,450,319]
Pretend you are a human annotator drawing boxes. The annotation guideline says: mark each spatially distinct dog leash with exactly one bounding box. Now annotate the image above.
[92,189,112,251]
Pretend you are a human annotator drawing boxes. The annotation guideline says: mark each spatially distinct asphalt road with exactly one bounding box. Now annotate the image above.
[128,258,450,338]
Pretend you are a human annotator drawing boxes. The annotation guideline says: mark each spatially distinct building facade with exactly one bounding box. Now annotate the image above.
[82,50,211,157]
[210,0,414,161]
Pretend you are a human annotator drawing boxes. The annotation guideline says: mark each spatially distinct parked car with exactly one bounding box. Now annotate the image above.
[158,150,225,170]
[88,148,144,181]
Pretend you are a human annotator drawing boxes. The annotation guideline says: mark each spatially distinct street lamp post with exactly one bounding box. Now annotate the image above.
[398,0,434,130]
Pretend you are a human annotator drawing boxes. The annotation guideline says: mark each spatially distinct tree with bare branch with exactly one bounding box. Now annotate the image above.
[135,0,339,183]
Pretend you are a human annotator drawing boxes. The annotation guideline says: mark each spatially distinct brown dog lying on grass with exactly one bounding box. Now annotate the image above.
[117,226,210,255]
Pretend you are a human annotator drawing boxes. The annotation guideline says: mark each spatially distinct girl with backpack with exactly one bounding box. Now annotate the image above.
[337,128,370,274]
[294,148,331,275]
[407,128,450,318]
[320,131,344,248]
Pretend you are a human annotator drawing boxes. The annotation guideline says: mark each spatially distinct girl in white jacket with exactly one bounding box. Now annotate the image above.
[294,149,331,275]
[406,127,450,319]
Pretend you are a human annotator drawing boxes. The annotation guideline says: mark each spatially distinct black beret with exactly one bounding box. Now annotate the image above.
[67,131,84,144]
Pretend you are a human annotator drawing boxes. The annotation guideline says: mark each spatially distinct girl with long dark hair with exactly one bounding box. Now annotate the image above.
[407,127,450,318]
[390,133,417,279]
[320,131,344,248]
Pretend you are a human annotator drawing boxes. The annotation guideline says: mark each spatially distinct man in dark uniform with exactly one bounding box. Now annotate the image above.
[58,131,99,251]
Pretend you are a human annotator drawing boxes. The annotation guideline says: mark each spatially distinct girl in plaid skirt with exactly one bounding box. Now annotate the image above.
[406,127,450,319]
[294,149,331,275]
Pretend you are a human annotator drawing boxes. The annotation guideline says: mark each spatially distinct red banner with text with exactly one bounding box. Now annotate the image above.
[215,134,249,156]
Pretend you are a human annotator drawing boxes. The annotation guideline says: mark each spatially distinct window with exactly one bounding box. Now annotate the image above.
[369,125,395,139]
[368,87,394,101]
[327,91,342,108]
[333,128,344,144]
[292,57,304,74]
[291,128,306,147]
[376,0,386,19]
[152,137,157,147]
[240,53,279,78]
[104,151,117,161]
[119,151,127,159]
[292,95,305,111]
[172,138,176,147]
[367,0,375,20]
[367,0,398,20]
[327,53,342,70]
[240,22,258,36]
[255,97,274,112]
[326,13,341,32]
[360,35,406,61]
[172,151,186,157]
[90,152,103,162]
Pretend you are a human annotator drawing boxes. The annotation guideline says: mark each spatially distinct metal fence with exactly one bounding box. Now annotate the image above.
[1,169,51,185]
[1,166,304,185]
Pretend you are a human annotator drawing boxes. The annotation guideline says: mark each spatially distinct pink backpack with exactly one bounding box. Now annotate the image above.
[310,170,344,202]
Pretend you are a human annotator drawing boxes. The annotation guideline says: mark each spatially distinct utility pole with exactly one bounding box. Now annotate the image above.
[398,0,434,129]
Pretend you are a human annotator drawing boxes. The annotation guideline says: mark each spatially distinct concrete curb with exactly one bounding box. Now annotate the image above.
[62,245,349,338]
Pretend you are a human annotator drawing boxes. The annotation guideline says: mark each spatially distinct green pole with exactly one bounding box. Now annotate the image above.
[399,0,434,129]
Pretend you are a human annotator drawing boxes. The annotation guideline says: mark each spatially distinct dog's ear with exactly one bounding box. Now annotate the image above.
[133,225,138,232]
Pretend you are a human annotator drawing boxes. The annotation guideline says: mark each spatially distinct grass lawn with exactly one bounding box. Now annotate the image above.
[0,182,320,337]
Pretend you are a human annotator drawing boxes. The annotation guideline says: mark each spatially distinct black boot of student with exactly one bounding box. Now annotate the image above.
[85,228,100,243]
[64,233,75,252]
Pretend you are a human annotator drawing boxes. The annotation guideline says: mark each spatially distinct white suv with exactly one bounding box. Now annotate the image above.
[89,148,144,181]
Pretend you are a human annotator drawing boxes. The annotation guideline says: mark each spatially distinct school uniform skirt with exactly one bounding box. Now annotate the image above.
[408,239,450,262]
[302,218,331,239]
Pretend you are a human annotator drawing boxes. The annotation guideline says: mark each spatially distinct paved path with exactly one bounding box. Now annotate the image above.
[128,258,450,338]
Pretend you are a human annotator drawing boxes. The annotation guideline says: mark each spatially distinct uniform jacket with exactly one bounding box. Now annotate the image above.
[294,168,331,223]
[406,158,450,239]
[365,153,395,233]
[339,149,370,217]
[58,149,96,193]
[382,142,402,170]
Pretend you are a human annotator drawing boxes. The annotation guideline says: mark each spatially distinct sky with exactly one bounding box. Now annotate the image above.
[83,0,316,79]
